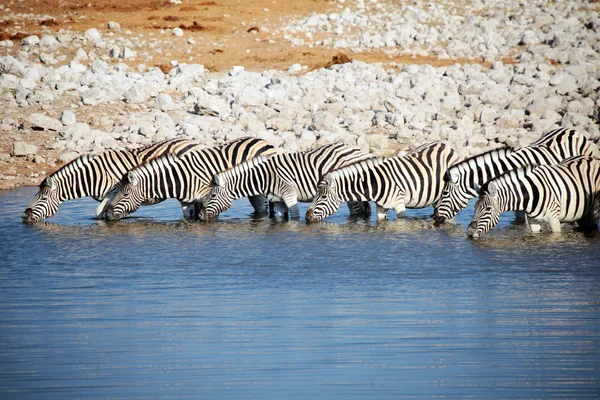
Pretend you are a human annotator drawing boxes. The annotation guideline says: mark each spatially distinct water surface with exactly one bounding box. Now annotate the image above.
[1,187,599,399]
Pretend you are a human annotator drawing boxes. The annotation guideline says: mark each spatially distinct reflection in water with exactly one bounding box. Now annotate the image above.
[1,187,600,399]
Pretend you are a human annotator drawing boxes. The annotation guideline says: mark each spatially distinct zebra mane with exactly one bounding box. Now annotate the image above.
[324,157,387,184]
[448,146,514,171]
[478,163,537,195]
[215,155,271,181]
[43,153,97,187]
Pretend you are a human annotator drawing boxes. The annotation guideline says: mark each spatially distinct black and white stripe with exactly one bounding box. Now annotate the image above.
[306,141,459,221]
[434,128,599,223]
[198,142,373,220]
[102,137,276,221]
[22,138,202,223]
[467,155,600,237]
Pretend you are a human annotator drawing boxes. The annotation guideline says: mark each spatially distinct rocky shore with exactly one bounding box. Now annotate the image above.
[1,0,598,190]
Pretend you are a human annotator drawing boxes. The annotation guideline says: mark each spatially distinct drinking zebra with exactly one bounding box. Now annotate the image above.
[433,128,599,223]
[197,143,374,221]
[466,155,600,238]
[22,138,202,223]
[101,137,276,221]
[305,141,459,222]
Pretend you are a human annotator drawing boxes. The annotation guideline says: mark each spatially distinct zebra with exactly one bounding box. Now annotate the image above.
[305,141,459,222]
[101,137,277,221]
[466,155,600,238]
[22,138,203,223]
[197,142,374,221]
[433,127,599,223]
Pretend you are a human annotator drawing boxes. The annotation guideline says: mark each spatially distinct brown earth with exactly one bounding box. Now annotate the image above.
[2,0,513,72]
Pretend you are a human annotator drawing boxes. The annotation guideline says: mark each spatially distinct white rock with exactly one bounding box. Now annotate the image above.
[124,87,149,103]
[287,64,303,73]
[61,110,77,126]
[84,28,102,43]
[109,46,120,59]
[59,151,80,164]
[26,113,63,131]
[0,56,26,78]
[235,86,266,107]
[229,66,245,76]
[194,96,229,116]
[120,47,136,59]
[91,59,109,74]
[108,21,121,30]
[21,35,40,46]
[155,93,177,111]
[39,35,58,47]
[12,141,38,156]
[173,27,184,37]
[74,48,89,61]
[311,111,338,131]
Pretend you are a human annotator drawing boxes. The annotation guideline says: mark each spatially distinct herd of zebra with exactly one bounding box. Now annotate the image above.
[22,128,600,238]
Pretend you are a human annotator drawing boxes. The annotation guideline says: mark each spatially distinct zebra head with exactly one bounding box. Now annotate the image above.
[23,176,61,223]
[467,182,501,238]
[433,169,470,223]
[103,171,145,221]
[197,174,233,221]
[306,175,342,222]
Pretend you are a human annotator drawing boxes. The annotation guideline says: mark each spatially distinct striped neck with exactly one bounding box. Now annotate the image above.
[52,153,135,201]
[448,147,515,192]
[216,156,271,198]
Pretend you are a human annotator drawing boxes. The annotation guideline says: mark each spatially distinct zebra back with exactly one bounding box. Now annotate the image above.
[511,127,599,165]
[386,141,459,208]
[133,138,204,162]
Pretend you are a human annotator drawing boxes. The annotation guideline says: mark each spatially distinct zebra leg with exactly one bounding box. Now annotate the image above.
[347,201,371,217]
[376,205,388,220]
[394,204,407,218]
[272,202,288,218]
[513,210,527,223]
[248,195,269,215]
[287,203,300,220]
[181,202,196,220]
[268,201,276,218]
[526,218,542,233]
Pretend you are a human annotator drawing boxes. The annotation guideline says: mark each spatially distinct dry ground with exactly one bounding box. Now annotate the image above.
[1,0,513,190]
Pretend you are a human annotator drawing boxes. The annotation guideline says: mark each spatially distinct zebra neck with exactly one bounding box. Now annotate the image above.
[464,151,515,187]
[55,160,120,201]
[496,182,528,214]
[227,163,270,198]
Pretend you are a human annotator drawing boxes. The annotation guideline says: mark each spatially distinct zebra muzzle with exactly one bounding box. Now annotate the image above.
[103,205,120,221]
[466,222,480,238]
[305,208,319,222]
[22,208,34,223]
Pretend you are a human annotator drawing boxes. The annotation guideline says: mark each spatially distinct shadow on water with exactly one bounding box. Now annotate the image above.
[2,187,600,399]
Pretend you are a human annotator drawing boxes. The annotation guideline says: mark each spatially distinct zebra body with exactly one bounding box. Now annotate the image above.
[22,138,202,223]
[466,156,600,237]
[306,142,459,222]
[102,137,276,221]
[434,128,599,223]
[198,143,374,220]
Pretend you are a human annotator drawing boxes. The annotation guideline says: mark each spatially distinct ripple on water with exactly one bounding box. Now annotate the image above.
[1,187,600,399]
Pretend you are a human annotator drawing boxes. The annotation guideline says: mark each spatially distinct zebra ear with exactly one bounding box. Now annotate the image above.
[450,171,459,184]
[487,181,498,197]
[213,174,225,188]
[45,176,56,191]
[325,174,335,189]
[127,171,139,186]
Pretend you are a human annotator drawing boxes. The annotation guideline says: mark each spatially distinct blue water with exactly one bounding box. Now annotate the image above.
[1,187,600,399]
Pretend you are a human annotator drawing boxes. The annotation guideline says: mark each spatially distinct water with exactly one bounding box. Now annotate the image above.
[2,187,600,399]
